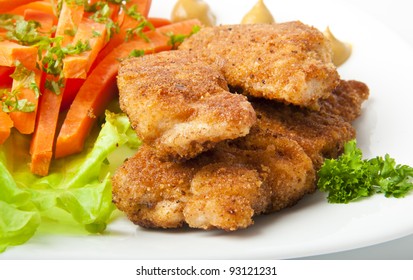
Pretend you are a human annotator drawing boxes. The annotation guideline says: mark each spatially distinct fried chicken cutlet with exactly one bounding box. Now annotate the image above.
[320,79,370,122]
[117,50,256,160]
[112,80,369,231]
[112,138,314,231]
[249,80,369,169]
[179,21,340,109]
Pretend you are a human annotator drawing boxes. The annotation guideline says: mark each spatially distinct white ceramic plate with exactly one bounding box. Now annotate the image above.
[2,0,413,260]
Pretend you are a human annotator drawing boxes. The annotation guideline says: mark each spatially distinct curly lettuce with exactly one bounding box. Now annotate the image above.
[0,111,140,253]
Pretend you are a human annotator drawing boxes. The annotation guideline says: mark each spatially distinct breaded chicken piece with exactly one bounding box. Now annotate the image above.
[112,80,368,231]
[247,80,368,169]
[112,137,315,231]
[319,80,370,122]
[179,21,340,109]
[249,101,355,169]
[117,50,256,160]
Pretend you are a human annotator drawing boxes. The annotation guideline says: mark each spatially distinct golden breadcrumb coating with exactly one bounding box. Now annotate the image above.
[117,50,256,160]
[112,80,369,231]
[112,136,314,231]
[179,21,340,109]
[319,80,370,122]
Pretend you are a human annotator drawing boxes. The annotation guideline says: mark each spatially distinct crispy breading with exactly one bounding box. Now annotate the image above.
[319,80,370,122]
[179,21,340,109]
[117,50,256,160]
[248,101,355,169]
[112,137,315,231]
[246,80,368,169]
[112,80,369,231]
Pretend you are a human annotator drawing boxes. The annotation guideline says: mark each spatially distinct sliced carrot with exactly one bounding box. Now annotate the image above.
[126,0,153,19]
[29,76,63,176]
[85,0,121,22]
[62,18,107,79]
[8,68,42,134]
[55,19,201,158]
[8,6,56,135]
[23,9,56,33]
[61,78,84,111]
[148,17,172,28]
[93,0,152,64]
[9,1,57,24]
[0,66,14,88]
[0,0,39,13]
[108,2,121,23]
[0,108,14,145]
[54,1,84,46]
[29,0,83,175]
[0,41,38,70]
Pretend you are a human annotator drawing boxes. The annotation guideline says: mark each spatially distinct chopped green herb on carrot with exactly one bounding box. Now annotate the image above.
[0,0,200,178]
[55,19,201,158]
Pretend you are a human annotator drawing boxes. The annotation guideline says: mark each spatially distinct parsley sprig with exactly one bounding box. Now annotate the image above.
[1,89,36,113]
[1,0,155,108]
[1,13,91,98]
[318,140,413,203]
[128,49,145,58]
[39,37,91,76]
[124,5,154,42]
[167,25,201,49]
[1,14,53,45]
[86,1,120,40]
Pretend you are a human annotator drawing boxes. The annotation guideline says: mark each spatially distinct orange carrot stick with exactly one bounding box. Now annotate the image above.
[61,78,84,111]
[8,8,56,135]
[9,1,57,24]
[62,18,107,79]
[0,107,14,145]
[85,0,121,22]
[126,0,152,19]
[23,9,56,32]
[29,0,84,175]
[8,69,42,134]
[55,19,201,158]
[0,41,38,70]
[0,0,39,13]
[148,17,172,28]
[93,0,152,64]
[29,77,63,176]
[54,1,84,46]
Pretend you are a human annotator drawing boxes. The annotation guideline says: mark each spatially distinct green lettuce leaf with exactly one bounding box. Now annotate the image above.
[0,151,41,253]
[0,111,140,253]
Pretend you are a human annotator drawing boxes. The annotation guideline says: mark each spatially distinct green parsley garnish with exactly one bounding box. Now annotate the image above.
[0,62,39,113]
[86,1,120,40]
[1,89,36,113]
[124,5,154,42]
[1,14,91,95]
[1,15,52,46]
[318,139,413,203]
[40,37,91,76]
[128,49,145,58]
[167,25,201,49]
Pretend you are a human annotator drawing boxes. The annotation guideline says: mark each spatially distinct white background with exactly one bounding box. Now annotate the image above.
[301,0,413,259]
